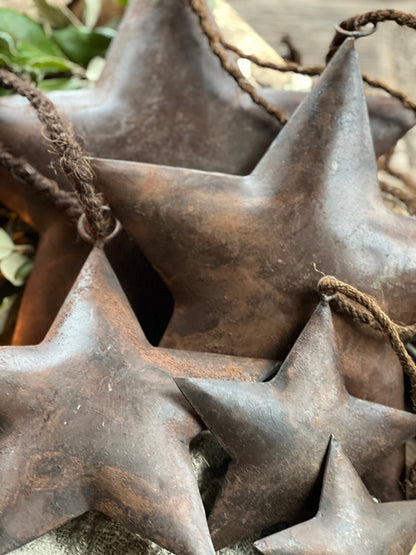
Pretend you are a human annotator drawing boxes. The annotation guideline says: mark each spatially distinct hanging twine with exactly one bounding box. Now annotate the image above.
[318,276,416,408]
[189,0,289,124]
[0,68,114,245]
[191,3,416,122]
[326,10,416,114]
[0,141,81,219]
[327,10,416,62]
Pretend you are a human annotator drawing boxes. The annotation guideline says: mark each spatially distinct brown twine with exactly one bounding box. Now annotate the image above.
[0,142,81,219]
[378,149,416,214]
[326,10,416,114]
[327,9,416,62]
[318,276,416,407]
[193,2,416,128]
[0,68,111,244]
[194,2,416,210]
[189,0,289,124]
[281,34,302,65]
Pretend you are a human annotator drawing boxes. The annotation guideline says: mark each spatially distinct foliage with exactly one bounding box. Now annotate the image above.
[0,211,36,336]
[0,1,122,335]
[0,3,118,94]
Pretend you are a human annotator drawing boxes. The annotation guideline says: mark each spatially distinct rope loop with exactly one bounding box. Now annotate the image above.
[318,275,416,409]
[333,21,377,39]
[77,207,121,246]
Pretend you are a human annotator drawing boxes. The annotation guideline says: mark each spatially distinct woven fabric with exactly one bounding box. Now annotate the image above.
[13,432,258,555]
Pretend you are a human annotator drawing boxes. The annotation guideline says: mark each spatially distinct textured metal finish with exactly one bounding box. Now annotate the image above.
[0,247,276,555]
[261,88,415,159]
[91,38,416,501]
[0,2,414,347]
[255,438,416,555]
[176,301,416,549]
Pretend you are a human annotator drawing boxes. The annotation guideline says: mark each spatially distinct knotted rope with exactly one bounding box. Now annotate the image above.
[318,276,416,408]
[0,68,115,245]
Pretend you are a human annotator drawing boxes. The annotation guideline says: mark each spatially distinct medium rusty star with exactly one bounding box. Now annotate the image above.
[255,437,416,555]
[0,1,413,347]
[176,301,416,549]
[91,38,416,502]
[0,246,275,555]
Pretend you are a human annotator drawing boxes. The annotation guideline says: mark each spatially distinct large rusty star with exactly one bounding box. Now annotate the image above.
[255,437,416,555]
[0,246,275,555]
[91,37,416,473]
[0,1,414,347]
[176,301,416,549]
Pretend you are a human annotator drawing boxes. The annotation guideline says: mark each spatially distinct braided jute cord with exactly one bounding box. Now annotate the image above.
[318,276,416,408]
[328,9,416,62]
[189,0,289,124]
[0,68,112,245]
[0,142,81,220]
[191,3,416,123]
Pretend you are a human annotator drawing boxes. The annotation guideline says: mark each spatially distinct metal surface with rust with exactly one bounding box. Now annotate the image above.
[90,38,416,501]
[0,0,275,346]
[176,302,416,549]
[0,1,415,348]
[0,247,276,555]
[255,438,416,555]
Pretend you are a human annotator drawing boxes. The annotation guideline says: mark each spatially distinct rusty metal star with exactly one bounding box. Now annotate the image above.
[255,437,416,555]
[0,1,414,347]
[0,0,282,347]
[90,38,416,502]
[176,301,416,549]
[0,246,275,555]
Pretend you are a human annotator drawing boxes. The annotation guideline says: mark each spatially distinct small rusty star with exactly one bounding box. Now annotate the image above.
[255,437,416,555]
[176,301,416,549]
[0,247,275,555]
[0,1,413,347]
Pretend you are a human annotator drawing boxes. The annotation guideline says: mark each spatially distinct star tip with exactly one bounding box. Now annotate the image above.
[253,539,267,553]
[327,435,343,459]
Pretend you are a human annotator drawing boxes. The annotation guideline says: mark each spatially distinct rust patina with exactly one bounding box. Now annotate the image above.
[0,247,275,554]
[90,37,416,455]
[255,438,416,555]
[176,302,416,549]
[0,1,414,346]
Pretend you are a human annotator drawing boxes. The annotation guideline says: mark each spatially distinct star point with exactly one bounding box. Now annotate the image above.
[0,2,414,346]
[255,437,416,555]
[90,42,416,504]
[176,301,416,549]
[0,247,275,554]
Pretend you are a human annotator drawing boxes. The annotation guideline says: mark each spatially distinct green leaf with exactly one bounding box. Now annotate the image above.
[1,252,32,286]
[38,76,84,91]
[0,9,64,57]
[0,9,81,80]
[117,0,128,5]
[15,259,34,280]
[83,0,102,28]
[0,31,18,57]
[52,25,115,67]
[0,294,18,336]
[0,229,15,260]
